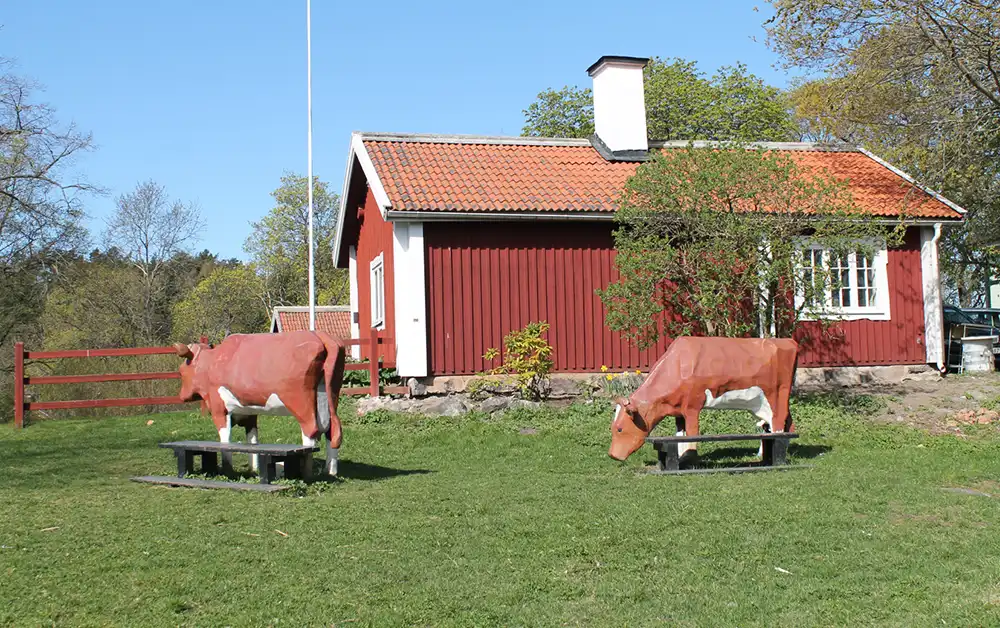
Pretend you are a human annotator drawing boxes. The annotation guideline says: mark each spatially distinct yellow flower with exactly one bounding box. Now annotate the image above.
[605,374,613,381]
[636,370,641,375]
[600,365,609,372]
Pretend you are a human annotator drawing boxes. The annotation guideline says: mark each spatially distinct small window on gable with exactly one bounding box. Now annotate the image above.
[796,240,891,321]
[370,253,385,329]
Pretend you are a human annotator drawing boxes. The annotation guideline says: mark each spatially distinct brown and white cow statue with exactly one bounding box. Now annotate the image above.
[609,336,798,461]
[173,331,347,476]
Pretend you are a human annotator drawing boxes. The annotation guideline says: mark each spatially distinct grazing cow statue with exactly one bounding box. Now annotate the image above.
[608,337,798,461]
[173,331,347,476]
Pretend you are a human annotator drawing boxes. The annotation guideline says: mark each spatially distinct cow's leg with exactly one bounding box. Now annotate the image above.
[678,409,701,459]
[282,390,320,480]
[774,385,793,433]
[242,416,259,472]
[325,398,343,478]
[219,412,234,472]
[753,390,777,458]
[300,430,316,480]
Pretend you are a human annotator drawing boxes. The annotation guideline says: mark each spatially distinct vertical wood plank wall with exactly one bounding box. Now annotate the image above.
[354,187,396,362]
[423,222,928,375]
[795,227,927,366]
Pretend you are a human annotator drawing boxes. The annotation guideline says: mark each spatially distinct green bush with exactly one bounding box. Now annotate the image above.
[472,321,554,401]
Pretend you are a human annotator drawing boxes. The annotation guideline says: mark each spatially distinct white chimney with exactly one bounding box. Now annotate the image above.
[587,56,649,155]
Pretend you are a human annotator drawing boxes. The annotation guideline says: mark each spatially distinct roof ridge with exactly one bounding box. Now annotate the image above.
[274,305,351,312]
[358,132,858,152]
[357,132,593,147]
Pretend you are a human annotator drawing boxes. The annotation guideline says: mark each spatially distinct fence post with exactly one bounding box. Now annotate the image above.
[13,342,24,428]
[369,328,379,397]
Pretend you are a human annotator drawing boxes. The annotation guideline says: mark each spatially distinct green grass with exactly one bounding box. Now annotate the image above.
[2,396,1000,626]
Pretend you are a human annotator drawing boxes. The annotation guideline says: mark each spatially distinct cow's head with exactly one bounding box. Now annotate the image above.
[609,397,649,460]
[173,342,206,402]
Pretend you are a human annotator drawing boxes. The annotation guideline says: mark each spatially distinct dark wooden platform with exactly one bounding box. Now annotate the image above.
[158,441,318,455]
[131,475,289,492]
[158,441,318,484]
[645,432,800,473]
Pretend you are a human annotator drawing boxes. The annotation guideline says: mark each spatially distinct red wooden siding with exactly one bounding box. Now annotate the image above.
[426,222,670,375]
[354,187,396,362]
[795,227,926,367]
[425,223,928,375]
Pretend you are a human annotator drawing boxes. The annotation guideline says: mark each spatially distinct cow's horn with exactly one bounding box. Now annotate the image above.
[173,343,194,359]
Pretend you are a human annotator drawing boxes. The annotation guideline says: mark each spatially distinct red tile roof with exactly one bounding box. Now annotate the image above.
[362,137,963,220]
[273,307,352,339]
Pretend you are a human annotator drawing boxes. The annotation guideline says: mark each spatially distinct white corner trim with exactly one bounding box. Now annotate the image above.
[921,224,945,366]
[332,132,394,269]
[391,222,428,378]
[348,246,360,360]
[351,133,392,213]
[856,147,968,216]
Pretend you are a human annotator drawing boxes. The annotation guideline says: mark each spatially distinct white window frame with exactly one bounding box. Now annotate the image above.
[369,253,385,330]
[796,239,891,321]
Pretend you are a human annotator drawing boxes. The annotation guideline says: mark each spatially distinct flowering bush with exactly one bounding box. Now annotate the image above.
[470,321,554,400]
[600,365,645,399]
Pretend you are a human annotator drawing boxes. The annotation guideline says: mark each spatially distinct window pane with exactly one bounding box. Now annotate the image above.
[800,248,824,306]
[830,254,851,307]
[856,253,875,308]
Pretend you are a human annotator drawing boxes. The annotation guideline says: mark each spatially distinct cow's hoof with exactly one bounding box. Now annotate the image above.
[326,447,339,477]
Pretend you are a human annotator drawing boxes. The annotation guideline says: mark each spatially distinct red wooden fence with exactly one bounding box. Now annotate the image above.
[13,329,405,428]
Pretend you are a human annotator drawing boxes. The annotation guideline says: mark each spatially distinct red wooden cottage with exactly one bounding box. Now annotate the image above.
[333,56,965,383]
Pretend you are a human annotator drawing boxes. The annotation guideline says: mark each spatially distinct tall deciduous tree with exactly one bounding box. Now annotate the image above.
[244,173,347,309]
[522,58,798,142]
[599,145,900,346]
[105,180,204,343]
[1,61,94,346]
[172,266,268,343]
[766,0,1000,305]
[0,60,96,421]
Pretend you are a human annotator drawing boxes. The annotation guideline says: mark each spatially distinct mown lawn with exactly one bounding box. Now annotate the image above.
[2,395,1000,627]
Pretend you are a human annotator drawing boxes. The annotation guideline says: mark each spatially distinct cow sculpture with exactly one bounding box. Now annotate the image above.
[608,337,798,461]
[173,331,347,476]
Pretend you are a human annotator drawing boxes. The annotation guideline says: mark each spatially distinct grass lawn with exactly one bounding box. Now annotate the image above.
[2,395,1000,626]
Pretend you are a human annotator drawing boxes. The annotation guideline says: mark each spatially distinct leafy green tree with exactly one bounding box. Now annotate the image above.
[172,266,268,343]
[42,258,148,349]
[522,86,594,138]
[522,58,797,142]
[766,0,1000,305]
[599,145,900,346]
[244,173,348,308]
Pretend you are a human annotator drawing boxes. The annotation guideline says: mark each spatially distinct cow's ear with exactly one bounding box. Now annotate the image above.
[631,412,648,432]
[173,343,194,359]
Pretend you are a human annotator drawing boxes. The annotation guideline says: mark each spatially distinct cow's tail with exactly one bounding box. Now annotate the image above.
[315,331,347,448]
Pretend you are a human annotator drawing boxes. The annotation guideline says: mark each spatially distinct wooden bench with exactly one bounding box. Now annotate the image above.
[644,432,799,474]
[158,441,319,484]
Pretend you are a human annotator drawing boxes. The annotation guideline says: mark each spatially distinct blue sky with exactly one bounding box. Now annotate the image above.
[6,1,794,260]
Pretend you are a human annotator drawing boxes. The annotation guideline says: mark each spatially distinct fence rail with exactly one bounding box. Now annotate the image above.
[13,329,406,428]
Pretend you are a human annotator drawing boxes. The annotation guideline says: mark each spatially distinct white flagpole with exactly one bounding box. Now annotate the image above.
[306,0,316,332]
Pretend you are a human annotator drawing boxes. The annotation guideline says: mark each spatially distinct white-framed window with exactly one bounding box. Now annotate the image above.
[370,253,385,329]
[796,240,891,321]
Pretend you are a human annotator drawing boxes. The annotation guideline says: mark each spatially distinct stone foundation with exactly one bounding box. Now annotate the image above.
[405,364,942,398]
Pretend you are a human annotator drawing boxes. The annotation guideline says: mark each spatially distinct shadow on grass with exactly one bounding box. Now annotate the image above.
[211,459,433,485]
[336,459,433,481]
